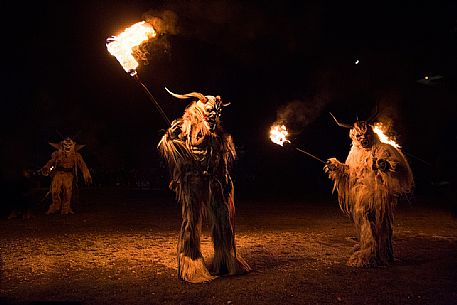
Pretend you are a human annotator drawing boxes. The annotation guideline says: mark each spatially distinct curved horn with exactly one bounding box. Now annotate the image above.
[75,144,86,151]
[165,87,207,103]
[366,103,379,123]
[49,142,61,150]
[329,112,352,128]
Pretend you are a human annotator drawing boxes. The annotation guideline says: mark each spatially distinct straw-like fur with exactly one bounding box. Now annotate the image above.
[42,138,92,215]
[325,124,413,267]
[158,99,250,283]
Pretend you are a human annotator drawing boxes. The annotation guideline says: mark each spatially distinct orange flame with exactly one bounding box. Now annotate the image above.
[270,124,290,146]
[372,122,401,148]
[106,21,157,76]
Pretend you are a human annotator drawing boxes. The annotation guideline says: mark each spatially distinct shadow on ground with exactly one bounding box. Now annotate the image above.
[1,188,456,305]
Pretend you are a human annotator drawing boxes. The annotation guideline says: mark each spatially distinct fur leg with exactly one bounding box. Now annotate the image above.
[177,182,216,283]
[61,174,74,214]
[376,214,394,265]
[210,249,251,276]
[46,204,60,215]
[47,174,64,214]
[348,211,377,267]
[178,254,216,283]
[47,189,61,214]
[209,190,251,276]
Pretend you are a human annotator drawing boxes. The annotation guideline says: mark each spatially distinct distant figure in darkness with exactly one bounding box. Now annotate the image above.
[324,113,414,267]
[7,167,37,220]
[158,88,251,283]
[41,137,92,214]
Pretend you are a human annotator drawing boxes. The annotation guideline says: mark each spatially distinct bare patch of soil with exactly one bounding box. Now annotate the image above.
[1,188,456,305]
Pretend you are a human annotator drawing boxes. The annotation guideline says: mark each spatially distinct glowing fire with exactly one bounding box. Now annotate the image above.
[270,124,290,146]
[106,21,157,76]
[372,122,401,148]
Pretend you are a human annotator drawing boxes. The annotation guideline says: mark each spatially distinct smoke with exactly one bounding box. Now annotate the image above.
[376,97,400,123]
[131,9,179,62]
[144,10,179,36]
[138,1,323,66]
[372,92,404,138]
[140,1,270,62]
[274,93,330,135]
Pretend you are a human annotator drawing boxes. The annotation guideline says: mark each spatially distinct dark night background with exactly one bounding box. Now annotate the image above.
[1,0,456,203]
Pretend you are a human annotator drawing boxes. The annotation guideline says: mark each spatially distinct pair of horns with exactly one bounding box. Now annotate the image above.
[165,87,231,107]
[165,87,207,103]
[48,142,86,151]
[330,104,379,128]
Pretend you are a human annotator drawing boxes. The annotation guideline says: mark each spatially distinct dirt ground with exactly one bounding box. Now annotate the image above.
[1,188,456,305]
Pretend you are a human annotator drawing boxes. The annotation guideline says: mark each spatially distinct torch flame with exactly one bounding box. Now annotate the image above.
[372,122,401,148]
[106,21,157,76]
[270,124,290,146]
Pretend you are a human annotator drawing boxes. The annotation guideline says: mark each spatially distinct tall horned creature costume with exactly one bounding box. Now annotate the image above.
[324,110,413,267]
[41,137,92,214]
[158,88,251,283]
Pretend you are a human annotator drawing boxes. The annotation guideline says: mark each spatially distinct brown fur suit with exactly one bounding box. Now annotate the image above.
[158,89,251,283]
[324,121,413,267]
[41,137,92,215]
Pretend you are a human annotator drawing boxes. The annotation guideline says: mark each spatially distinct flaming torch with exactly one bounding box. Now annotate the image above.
[106,21,170,126]
[270,124,325,164]
[372,122,400,148]
[372,122,431,166]
[269,124,290,147]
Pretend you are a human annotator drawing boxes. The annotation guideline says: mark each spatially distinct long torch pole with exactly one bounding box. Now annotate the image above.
[405,151,432,167]
[295,147,326,164]
[132,74,171,126]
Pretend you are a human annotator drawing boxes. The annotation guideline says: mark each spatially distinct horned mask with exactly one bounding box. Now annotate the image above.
[330,108,378,149]
[165,87,230,130]
[49,137,86,154]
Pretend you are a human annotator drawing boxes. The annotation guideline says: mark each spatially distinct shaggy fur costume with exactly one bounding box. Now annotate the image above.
[324,121,413,267]
[41,138,92,215]
[158,90,251,283]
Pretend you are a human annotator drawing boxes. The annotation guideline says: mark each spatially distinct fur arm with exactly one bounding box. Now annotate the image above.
[167,119,183,140]
[223,134,236,174]
[158,121,193,191]
[373,144,414,196]
[324,157,348,180]
[221,133,236,197]
[324,157,351,215]
[41,151,58,176]
[76,153,92,184]
[158,121,191,170]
